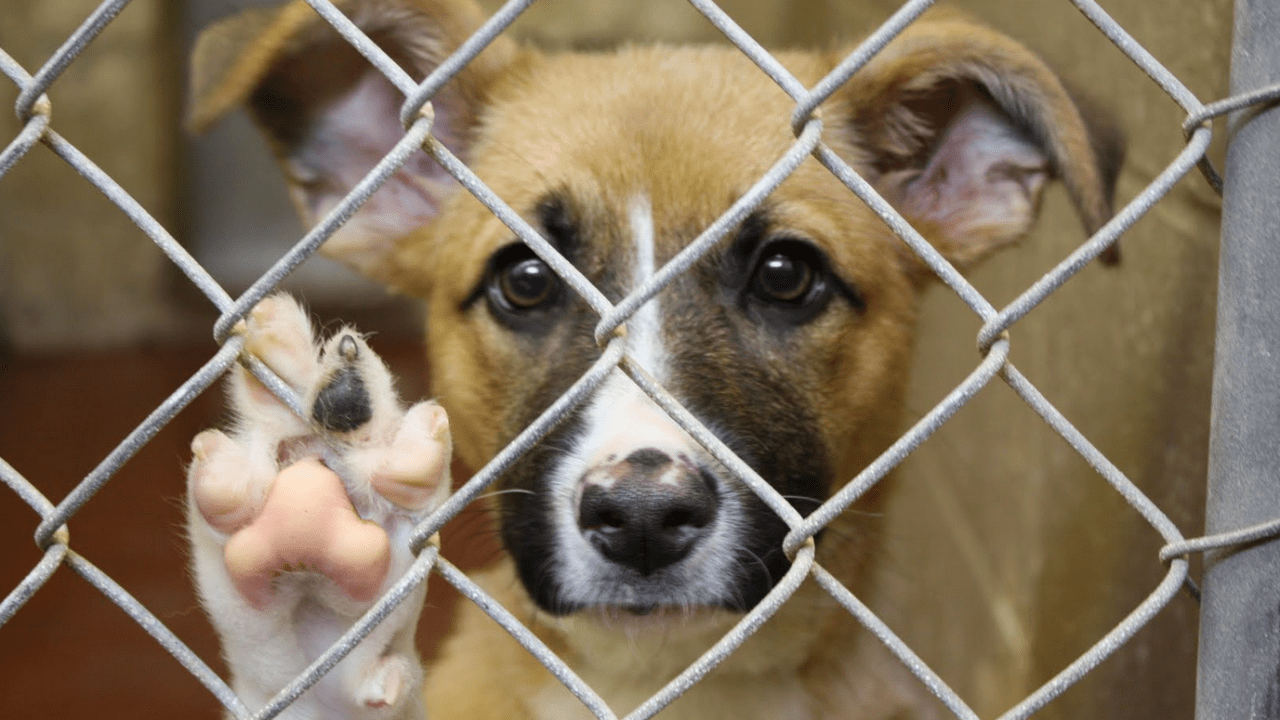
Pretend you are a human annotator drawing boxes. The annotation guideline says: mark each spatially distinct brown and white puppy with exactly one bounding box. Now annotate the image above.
[186,0,1121,718]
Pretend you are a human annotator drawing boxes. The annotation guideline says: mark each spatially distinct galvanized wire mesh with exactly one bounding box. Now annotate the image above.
[2,0,1279,718]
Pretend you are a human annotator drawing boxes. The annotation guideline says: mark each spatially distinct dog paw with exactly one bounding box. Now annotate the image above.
[187,293,449,718]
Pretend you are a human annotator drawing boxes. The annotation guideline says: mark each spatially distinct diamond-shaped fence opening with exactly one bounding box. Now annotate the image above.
[2,0,1278,718]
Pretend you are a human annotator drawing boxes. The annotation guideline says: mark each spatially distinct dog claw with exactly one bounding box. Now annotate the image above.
[338,334,360,362]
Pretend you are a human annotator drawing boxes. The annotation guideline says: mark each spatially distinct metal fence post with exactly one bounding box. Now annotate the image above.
[1197,2,1280,718]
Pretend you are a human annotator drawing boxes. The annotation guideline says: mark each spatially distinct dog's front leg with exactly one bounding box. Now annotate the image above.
[187,295,450,720]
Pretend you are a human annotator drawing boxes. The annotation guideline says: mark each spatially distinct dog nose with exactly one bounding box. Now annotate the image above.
[577,448,718,575]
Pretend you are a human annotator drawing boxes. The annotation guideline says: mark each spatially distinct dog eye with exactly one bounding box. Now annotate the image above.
[738,239,853,326]
[749,241,825,307]
[500,257,557,309]
[753,251,814,303]
[484,244,564,321]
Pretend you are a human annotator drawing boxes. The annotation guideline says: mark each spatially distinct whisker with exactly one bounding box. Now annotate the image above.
[781,494,823,506]
[733,545,775,590]
[471,487,537,501]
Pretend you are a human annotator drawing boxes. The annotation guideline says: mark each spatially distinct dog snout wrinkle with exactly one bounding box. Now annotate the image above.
[577,449,718,576]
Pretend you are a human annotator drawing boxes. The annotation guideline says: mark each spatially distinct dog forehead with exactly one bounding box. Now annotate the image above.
[473,46,822,211]
[421,44,900,306]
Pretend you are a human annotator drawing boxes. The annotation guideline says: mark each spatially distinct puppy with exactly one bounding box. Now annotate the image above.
[186,1,1121,718]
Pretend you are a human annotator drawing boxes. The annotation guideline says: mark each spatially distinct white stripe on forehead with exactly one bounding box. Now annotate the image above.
[561,193,674,462]
[545,197,738,606]
[557,193,674,467]
[626,194,664,373]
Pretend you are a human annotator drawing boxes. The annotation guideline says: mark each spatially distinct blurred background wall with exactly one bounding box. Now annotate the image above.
[0,0,1228,717]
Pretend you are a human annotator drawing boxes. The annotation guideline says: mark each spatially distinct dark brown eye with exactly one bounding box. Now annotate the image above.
[499,257,556,309]
[753,251,814,303]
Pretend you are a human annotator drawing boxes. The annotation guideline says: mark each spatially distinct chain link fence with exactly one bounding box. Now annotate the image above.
[2,0,1279,718]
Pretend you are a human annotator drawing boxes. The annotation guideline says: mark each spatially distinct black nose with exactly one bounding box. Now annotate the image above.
[577,449,718,575]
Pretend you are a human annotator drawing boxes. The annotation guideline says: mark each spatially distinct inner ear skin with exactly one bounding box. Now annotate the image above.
[251,33,435,166]
[868,79,986,176]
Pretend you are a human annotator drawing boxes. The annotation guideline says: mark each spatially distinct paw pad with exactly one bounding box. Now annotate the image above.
[223,458,392,609]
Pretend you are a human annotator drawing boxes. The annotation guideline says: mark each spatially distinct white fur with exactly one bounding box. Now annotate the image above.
[187,295,448,720]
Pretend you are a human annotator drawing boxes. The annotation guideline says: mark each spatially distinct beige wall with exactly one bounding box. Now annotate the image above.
[0,0,194,350]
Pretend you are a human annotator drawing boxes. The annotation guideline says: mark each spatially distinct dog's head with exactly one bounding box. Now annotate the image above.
[191,0,1120,618]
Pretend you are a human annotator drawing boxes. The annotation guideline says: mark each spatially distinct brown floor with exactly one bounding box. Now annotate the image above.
[0,341,496,719]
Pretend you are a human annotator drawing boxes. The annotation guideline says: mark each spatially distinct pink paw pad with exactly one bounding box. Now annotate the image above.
[190,429,258,534]
[224,458,391,610]
[370,403,452,512]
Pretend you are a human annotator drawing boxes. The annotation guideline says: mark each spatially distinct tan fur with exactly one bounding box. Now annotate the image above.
[189,2,1121,718]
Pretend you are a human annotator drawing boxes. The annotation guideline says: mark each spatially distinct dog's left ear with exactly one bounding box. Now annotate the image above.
[187,0,516,283]
[834,14,1124,270]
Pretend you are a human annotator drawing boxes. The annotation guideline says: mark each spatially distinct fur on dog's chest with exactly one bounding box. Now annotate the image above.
[527,675,814,720]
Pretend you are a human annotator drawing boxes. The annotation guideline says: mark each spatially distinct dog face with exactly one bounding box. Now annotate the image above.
[191,0,1119,620]
[415,48,934,614]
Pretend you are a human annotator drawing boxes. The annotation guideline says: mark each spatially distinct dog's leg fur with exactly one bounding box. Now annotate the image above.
[188,295,449,720]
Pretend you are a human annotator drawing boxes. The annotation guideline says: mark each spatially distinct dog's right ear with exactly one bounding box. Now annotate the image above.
[188,0,515,284]
[831,13,1124,273]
